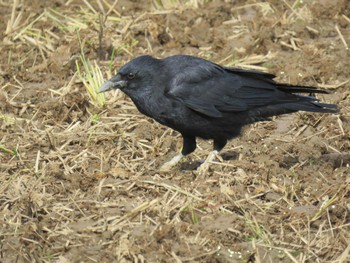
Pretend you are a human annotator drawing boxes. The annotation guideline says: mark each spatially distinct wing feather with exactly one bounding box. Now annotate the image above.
[164,56,333,118]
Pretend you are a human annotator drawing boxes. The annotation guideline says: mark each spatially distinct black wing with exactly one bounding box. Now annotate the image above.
[165,59,336,118]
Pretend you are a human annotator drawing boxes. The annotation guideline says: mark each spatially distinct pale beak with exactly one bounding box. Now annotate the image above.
[98,74,127,93]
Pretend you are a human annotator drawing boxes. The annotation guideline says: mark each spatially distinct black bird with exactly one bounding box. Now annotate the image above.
[99,55,338,173]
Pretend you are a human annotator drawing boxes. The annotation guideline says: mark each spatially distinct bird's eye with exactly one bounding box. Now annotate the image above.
[127,72,135,79]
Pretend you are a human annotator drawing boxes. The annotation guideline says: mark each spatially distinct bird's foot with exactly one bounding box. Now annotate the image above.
[159,153,184,172]
[196,150,218,176]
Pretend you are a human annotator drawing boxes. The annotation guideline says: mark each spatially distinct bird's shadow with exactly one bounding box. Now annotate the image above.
[179,160,202,171]
[220,151,239,161]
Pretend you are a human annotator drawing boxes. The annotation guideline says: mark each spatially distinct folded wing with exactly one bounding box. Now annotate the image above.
[166,61,337,118]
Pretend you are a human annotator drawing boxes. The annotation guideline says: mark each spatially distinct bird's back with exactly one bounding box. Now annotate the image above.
[158,55,337,140]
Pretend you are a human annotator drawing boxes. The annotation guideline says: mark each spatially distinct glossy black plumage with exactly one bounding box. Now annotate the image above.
[99,55,338,159]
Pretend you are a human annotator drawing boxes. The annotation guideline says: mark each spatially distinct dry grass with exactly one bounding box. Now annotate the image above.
[76,44,106,107]
[0,0,349,262]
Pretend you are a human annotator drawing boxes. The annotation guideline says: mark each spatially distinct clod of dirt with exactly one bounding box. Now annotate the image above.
[290,205,319,217]
[265,191,283,201]
[279,155,299,169]
[153,224,177,243]
[0,90,10,111]
[49,45,72,74]
[321,153,350,168]
[310,0,345,18]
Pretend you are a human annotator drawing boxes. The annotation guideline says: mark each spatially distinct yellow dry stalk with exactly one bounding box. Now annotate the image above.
[8,8,90,60]
[5,0,23,35]
[76,55,106,108]
[0,115,16,124]
[153,0,180,9]
[153,0,205,9]
[226,52,276,72]
[47,8,89,33]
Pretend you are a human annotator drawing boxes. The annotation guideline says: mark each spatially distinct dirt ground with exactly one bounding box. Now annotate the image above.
[0,0,349,262]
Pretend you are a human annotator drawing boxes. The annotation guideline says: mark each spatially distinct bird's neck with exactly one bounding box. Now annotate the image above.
[125,88,163,118]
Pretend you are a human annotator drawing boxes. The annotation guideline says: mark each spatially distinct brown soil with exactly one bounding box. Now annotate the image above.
[0,0,349,262]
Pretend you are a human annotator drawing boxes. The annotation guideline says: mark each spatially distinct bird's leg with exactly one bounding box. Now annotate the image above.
[197,138,227,175]
[159,135,196,172]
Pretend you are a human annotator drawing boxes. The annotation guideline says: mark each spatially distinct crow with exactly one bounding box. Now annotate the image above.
[99,55,338,174]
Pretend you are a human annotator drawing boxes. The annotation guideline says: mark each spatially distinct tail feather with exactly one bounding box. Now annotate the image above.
[276,84,338,113]
[283,101,339,113]
[277,84,329,94]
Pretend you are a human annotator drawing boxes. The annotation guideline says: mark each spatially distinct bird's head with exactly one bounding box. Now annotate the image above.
[99,55,160,94]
